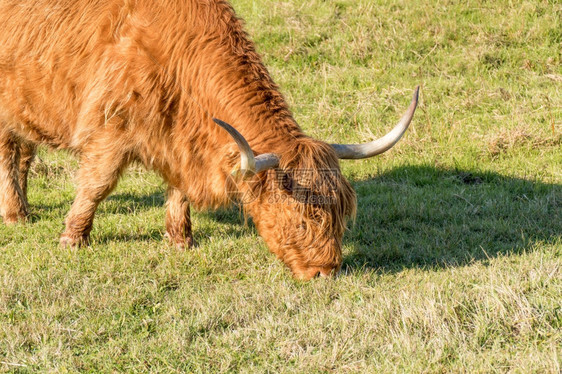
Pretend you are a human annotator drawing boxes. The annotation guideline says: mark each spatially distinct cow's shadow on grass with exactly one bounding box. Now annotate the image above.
[96,192,248,244]
[104,192,165,212]
[341,165,561,274]
[42,165,560,272]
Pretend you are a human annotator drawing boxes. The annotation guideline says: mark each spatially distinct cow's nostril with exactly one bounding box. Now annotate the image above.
[294,266,337,280]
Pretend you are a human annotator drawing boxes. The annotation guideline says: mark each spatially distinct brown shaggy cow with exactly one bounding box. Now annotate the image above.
[0,0,417,280]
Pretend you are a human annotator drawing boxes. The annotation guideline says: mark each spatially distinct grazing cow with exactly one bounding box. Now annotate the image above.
[0,0,418,279]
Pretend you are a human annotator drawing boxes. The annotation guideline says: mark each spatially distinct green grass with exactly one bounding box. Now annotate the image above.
[1,0,561,372]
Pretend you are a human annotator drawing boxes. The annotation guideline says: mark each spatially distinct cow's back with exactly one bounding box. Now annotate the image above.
[0,0,152,149]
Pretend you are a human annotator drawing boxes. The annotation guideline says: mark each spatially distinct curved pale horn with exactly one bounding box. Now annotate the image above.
[213,118,280,178]
[331,86,419,159]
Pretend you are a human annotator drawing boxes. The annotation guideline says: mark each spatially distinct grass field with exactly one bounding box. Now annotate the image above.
[1,0,561,372]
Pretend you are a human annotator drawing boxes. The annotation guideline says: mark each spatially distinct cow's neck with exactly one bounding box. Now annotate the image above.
[141,1,311,203]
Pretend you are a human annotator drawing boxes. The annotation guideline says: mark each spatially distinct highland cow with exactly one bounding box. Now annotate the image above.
[0,0,418,279]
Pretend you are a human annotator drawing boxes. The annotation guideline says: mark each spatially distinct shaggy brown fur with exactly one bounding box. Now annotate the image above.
[0,0,356,279]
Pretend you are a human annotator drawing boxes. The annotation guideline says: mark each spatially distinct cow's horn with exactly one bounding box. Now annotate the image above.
[331,86,419,159]
[213,118,280,178]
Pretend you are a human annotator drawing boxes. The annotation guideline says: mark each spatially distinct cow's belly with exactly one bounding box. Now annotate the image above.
[0,79,75,149]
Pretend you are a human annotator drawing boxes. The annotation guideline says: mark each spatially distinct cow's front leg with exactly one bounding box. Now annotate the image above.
[165,186,193,249]
[0,128,28,223]
[60,140,129,247]
[18,141,36,199]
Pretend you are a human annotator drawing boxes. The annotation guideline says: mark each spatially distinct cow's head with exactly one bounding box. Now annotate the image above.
[217,87,418,280]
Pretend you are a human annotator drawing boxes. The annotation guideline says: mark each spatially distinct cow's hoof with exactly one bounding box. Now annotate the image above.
[60,233,89,247]
[2,211,28,225]
[164,232,194,249]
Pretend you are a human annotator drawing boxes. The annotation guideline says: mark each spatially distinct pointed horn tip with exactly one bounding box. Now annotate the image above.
[407,86,420,115]
[213,118,227,128]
